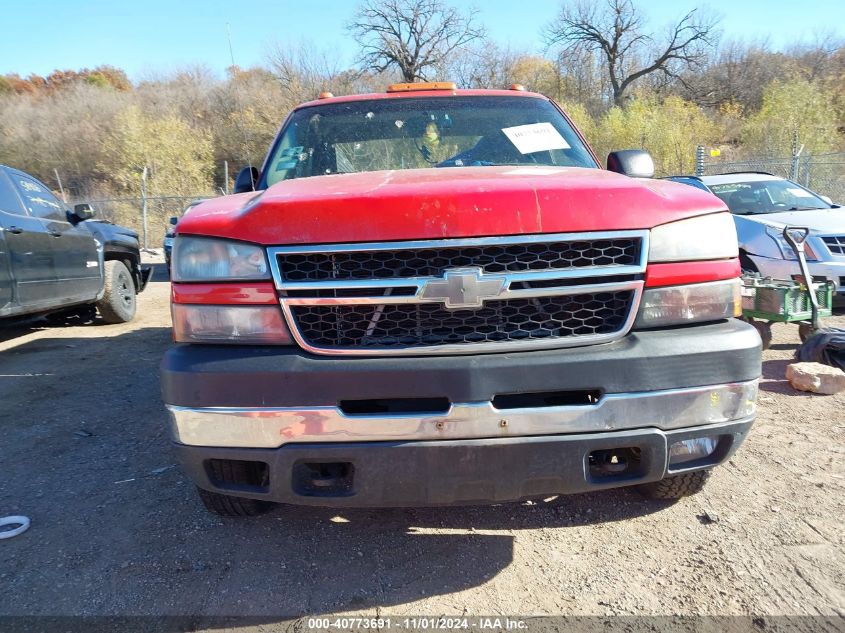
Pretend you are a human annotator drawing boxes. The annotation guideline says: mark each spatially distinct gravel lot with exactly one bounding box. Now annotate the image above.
[0,260,843,628]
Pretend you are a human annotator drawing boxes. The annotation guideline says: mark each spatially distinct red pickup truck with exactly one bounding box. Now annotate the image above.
[161,83,760,517]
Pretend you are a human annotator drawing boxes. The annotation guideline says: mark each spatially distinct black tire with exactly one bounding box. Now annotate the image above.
[96,260,137,323]
[636,470,712,500]
[195,460,274,517]
[196,487,273,517]
[740,316,772,350]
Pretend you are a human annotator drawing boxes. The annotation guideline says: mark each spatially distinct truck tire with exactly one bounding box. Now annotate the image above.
[195,460,274,517]
[739,316,772,350]
[96,260,137,323]
[196,487,273,517]
[636,470,711,500]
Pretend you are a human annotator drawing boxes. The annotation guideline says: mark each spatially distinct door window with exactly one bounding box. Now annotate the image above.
[11,173,66,221]
[0,171,26,216]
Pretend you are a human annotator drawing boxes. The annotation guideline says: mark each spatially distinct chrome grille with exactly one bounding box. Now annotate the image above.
[278,237,641,281]
[291,291,634,348]
[268,231,648,356]
[822,235,845,255]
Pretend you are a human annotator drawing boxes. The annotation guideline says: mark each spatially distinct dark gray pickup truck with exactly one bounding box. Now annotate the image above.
[0,164,151,323]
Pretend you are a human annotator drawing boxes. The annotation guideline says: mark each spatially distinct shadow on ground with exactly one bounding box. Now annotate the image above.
[759,358,796,394]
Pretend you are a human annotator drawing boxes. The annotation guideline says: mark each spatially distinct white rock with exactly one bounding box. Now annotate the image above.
[786,362,845,395]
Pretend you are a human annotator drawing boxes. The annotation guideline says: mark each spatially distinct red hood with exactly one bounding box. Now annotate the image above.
[177,166,726,245]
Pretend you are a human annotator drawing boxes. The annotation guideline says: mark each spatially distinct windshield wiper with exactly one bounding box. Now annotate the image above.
[786,206,824,211]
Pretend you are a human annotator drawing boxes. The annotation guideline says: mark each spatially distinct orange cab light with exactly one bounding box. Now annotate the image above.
[318,91,334,99]
[510,83,526,91]
[386,81,457,93]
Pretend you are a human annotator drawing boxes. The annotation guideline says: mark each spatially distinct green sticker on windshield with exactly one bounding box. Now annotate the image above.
[280,146,304,158]
[275,161,298,171]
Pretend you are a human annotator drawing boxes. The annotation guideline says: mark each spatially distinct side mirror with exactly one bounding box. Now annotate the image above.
[72,203,95,221]
[607,150,655,178]
[169,216,179,226]
[234,166,260,194]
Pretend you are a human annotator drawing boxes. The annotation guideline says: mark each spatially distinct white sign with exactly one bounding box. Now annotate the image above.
[787,187,814,198]
[502,123,570,155]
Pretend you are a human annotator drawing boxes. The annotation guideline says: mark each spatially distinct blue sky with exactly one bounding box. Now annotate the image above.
[1,0,843,80]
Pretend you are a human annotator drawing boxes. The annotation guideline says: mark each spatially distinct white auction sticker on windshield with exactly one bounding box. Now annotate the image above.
[787,187,814,198]
[502,123,570,154]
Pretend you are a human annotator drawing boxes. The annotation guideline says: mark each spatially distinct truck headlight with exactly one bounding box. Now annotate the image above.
[634,279,742,328]
[172,236,269,282]
[765,226,819,261]
[650,213,738,263]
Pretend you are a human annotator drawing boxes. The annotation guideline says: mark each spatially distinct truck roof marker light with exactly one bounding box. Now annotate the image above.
[510,84,526,91]
[386,82,457,93]
[318,91,334,99]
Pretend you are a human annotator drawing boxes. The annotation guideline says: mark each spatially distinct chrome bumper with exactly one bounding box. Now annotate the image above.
[749,254,845,292]
[167,380,758,449]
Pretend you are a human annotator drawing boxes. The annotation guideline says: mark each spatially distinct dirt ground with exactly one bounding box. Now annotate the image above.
[0,256,843,628]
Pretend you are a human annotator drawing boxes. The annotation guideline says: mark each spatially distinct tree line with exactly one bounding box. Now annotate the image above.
[0,0,842,222]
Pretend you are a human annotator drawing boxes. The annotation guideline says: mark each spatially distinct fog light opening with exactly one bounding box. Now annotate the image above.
[669,436,719,466]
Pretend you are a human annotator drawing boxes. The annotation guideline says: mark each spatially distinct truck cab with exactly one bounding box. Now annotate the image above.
[161,84,761,517]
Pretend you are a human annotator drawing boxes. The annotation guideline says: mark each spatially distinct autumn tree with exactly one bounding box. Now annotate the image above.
[741,79,841,156]
[99,104,214,201]
[591,95,719,174]
[348,0,485,82]
[544,0,719,106]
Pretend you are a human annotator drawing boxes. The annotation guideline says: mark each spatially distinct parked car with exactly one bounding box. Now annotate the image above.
[164,199,206,272]
[0,164,151,323]
[666,173,844,303]
[161,83,760,517]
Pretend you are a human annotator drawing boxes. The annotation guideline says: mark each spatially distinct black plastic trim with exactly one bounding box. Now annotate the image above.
[172,418,754,508]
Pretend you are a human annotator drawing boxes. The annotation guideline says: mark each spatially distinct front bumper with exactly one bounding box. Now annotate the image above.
[748,253,845,297]
[167,380,758,448]
[162,319,761,507]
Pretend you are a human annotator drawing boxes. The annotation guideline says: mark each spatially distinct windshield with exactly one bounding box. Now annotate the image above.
[709,179,833,215]
[262,96,597,186]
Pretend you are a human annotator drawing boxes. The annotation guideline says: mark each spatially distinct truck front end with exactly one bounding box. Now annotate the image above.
[160,86,760,515]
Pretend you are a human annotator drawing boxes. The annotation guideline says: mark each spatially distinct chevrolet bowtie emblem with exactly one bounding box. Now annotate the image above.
[420,267,507,309]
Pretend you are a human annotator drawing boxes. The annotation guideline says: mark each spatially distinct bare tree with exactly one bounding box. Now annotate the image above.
[348,0,486,82]
[544,0,719,107]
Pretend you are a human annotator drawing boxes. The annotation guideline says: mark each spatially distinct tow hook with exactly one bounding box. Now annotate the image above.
[590,449,630,475]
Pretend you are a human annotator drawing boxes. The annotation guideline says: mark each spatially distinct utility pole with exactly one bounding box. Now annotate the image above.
[224,161,229,195]
[140,166,149,250]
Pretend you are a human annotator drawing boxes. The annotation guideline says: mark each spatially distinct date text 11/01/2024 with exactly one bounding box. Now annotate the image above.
[306,617,529,630]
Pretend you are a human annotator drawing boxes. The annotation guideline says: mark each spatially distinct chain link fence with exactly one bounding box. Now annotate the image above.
[697,150,845,203]
[69,194,218,250]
